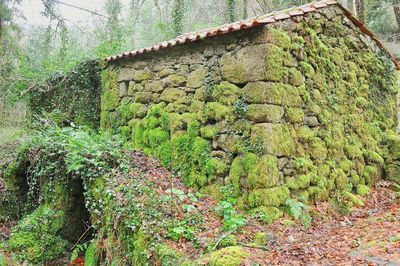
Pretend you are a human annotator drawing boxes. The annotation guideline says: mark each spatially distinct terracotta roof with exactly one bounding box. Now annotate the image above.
[106,0,400,70]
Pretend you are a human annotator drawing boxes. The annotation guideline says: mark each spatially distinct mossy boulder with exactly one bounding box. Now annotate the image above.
[248,186,290,207]
[248,155,281,189]
[205,102,234,122]
[211,82,240,105]
[220,53,247,84]
[187,67,207,88]
[209,246,249,266]
[133,69,153,81]
[385,163,400,184]
[251,206,283,224]
[245,104,284,123]
[251,123,295,156]
[160,88,187,103]
[242,82,302,107]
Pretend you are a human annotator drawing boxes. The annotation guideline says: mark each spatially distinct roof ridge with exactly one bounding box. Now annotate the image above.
[106,0,399,70]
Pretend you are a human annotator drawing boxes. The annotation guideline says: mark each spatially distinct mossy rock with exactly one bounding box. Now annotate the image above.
[245,104,284,123]
[250,206,283,224]
[205,102,234,122]
[211,82,240,105]
[220,53,247,84]
[285,174,311,190]
[229,153,258,195]
[242,82,302,107]
[250,123,295,156]
[155,244,184,266]
[218,234,238,248]
[133,69,153,81]
[8,205,68,264]
[286,108,304,123]
[187,67,207,88]
[201,184,223,201]
[386,163,400,184]
[248,186,290,207]
[209,246,249,266]
[356,184,369,197]
[160,88,187,103]
[248,155,281,189]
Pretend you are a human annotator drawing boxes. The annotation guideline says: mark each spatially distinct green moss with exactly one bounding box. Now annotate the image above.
[248,186,290,207]
[285,174,311,190]
[200,125,220,139]
[308,137,328,161]
[209,246,249,266]
[386,163,400,184]
[265,44,288,81]
[218,235,238,248]
[131,230,149,265]
[0,253,6,266]
[253,232,269,246]
[343,191,364,207]
[220,53,247,84]
[201,184,223,201]
[212,82,240,105]
[356,184,369,196]
[133,70,153,81]
[205,102,234,122]
[286,108,304,123]
[288,68,305,86]
[160,88,186,103]
[229,153,258,195]
[248,155,281,189]
[265,28,291,49]
[8,205,68,264]
[364,150,384,165]
[251,123,295,156]
[155,244,184,266]
[245,104,284,123]
[250,206,283,224]
[299,62,315,78]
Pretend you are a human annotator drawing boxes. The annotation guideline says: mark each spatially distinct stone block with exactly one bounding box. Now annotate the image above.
[160,88,187,103]
[251,123,295,156]
[187,67,207,88]
[245,104,284,123]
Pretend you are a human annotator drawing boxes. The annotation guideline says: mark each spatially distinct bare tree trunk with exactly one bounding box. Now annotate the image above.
[347,0,355,16]
[394,4,400,32]
[242,0,248,19]
[355,0,365,23]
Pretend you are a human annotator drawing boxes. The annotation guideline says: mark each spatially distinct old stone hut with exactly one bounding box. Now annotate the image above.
[102,0,400,211]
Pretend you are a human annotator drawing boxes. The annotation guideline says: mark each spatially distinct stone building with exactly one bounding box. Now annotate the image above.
[102,0,400,211]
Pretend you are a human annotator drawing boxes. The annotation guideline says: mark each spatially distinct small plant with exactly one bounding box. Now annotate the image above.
[215,186,247,233]
[284,199,312,228]
[233,97,248,118]
[70,242,89,262]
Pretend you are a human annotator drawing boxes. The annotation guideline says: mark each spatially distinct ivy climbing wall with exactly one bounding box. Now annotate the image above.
[28,60,102,128]
[102,5,399,212]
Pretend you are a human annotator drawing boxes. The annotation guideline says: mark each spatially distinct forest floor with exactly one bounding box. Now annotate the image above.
[1,150,400,265]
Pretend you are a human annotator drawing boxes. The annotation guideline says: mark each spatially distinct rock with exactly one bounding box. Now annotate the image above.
[160,88,186,103]
[250,123,296,157]
[145,81,164,93]
[118,67,133,82]
[245,104,284,123]
[220,53,247,84]
[248,186,290,207]
[134,92,152,103]
[118,82,128,97]
[133,69,153,82]
[187,67,207,88]
[159,68,174,78]
[248,155,282,189]
[305,116,320,127]
[242,82,302,107]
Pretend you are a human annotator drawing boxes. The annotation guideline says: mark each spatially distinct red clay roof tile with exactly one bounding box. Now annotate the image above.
[106,0,399,69]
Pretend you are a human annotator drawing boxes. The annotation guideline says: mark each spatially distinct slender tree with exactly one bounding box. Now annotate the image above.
[392,0,400,32]
[172,0,185,36]
[355,0,365,23]
[226,0,236,22]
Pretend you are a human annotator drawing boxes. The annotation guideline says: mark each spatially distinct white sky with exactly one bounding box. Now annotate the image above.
[19,0,128,26]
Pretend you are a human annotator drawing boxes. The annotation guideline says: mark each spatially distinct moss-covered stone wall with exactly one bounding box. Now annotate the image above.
[102,6,399,210]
